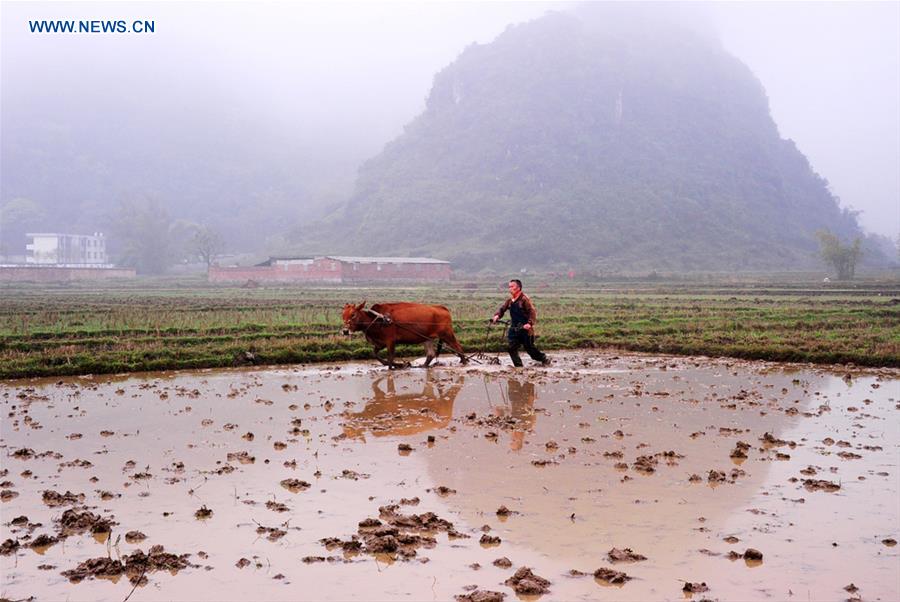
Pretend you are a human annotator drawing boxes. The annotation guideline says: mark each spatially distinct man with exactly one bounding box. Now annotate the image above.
[491,279,549,367]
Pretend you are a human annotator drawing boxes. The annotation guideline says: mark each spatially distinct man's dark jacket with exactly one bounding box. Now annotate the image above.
[496,293,538,330]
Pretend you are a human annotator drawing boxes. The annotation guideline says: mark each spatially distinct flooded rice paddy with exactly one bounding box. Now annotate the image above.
[1,352,898,601]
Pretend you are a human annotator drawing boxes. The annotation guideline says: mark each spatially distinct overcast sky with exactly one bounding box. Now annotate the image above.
[2,1,898,238]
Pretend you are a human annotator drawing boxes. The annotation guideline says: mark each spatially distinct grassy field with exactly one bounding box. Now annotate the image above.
[0,278,898,378]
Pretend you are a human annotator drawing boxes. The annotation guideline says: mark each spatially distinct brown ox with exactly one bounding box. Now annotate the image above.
[341,301,467,368]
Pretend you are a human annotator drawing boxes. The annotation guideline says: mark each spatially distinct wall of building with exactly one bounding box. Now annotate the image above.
[208,257,451,284]
[0,266,135,282]
[25,236,59,264]
[208,260,343,283]
[342,261,451,282]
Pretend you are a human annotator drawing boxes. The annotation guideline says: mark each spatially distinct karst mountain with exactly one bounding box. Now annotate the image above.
[299,6,865,271]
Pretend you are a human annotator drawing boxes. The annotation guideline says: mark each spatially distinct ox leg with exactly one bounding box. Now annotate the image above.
[422,340,437,367]
[372,344,390,366]
[386,342,405,369]
[441,331,468,365]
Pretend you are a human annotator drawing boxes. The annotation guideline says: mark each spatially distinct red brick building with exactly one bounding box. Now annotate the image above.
[208,256,451,284]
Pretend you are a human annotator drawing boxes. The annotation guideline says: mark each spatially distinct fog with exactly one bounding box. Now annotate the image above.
[711,1,899,240]
[1,1,897,258]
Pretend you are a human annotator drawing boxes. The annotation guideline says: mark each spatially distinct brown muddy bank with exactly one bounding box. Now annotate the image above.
[1,352,897,601]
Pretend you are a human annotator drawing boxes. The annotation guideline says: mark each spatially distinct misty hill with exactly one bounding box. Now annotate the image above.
[0,42,382,265]
[0,101,358,258]
[298,7,869,272]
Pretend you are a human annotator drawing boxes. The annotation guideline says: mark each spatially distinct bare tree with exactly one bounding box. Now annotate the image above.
[190,225,224,268]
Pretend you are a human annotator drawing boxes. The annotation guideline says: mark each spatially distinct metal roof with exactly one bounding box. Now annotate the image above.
[258,255,450,266]
[26,233,104,237]
[326,256,450,265]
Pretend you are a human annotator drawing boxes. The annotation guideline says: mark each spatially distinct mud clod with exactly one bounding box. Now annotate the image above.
[340,469,368,480]
[594,567,631,583]
[455,590,506,602]
[280,478,311,492]
[760,432,794,447]
[30,533,60,549]
[496,505,516,516]
[730,441,751,459]
[683,582,709,593]
[226,451,255,464]
[379,504,454,531]
[1,538,20,555]
[743,548,763,561]
[322,503,453,561]
[62,545,194,584]
[42,490,84,507]
[58,508,115,535]
[493,557,513,568]
[62,556,123,582]
[302,556,326,563]
[504,566,551,595]
[633,455,658,474]
[803,479,841,492]
[707,470,727,483]
[607,547,647,563]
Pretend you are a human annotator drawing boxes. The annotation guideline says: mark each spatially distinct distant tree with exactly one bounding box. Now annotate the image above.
[189,225,224,268]
[0,198,46,257]
[106,197,174,274]
[816,230,862,280]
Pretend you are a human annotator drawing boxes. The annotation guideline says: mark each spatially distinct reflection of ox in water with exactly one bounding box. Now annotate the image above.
[342,373,465,440]
[341,301,468,369]
[491,377,538,451]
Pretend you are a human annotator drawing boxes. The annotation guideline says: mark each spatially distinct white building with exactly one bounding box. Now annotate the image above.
[25,233,108,265]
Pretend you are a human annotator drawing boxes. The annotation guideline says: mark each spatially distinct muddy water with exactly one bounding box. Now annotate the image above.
[1,352,897,601]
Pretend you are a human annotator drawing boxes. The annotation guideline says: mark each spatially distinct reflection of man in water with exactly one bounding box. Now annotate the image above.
[494,378,537,451]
